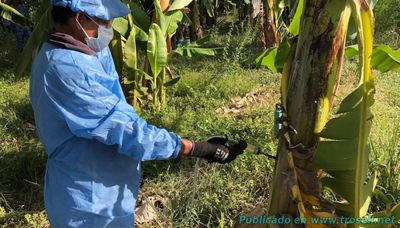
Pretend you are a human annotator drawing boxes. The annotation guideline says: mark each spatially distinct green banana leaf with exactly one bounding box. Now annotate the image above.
[168,0,192,11]
[110,33,124,77]
[147,23,167,79]
[371,45,400,73]
[164,77,181,87]
[345,45,400,73]
[345,44,359,58]
[153,0,167,36]
[256,48,279,73]
[128,2,151,33]
[172,46,222,57]
[112,18,130,38]
[165,10,184,36]
[171,35,222,57]
[188,34,212,45]
[133,24,149,42]
[154,0,190,37]
[125,27,137,69]
[288,0,304,36]
[255,39,290,73]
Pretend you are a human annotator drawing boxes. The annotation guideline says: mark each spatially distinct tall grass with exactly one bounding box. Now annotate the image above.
[368,68,400,212]
[370,122,400,210]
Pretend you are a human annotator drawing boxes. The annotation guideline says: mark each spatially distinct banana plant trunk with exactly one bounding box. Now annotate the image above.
[264,0,279,48]
[258,2,267,49]
[258,0,279,50]
[268,0,350,225]
[190,0,203,41]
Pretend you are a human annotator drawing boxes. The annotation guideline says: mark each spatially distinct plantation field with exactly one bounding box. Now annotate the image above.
[0,17,399,227]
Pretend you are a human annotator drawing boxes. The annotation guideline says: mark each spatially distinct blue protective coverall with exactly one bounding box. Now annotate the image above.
[29,41,182,227]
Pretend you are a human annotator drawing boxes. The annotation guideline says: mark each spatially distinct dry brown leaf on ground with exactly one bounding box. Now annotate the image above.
[135,202,158,225]
[217,87,273,117]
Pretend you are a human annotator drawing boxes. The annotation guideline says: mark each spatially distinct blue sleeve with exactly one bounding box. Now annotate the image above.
[43,54,181,161]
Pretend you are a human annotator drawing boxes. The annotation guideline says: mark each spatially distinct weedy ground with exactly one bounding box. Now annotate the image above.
[0,18,399,227]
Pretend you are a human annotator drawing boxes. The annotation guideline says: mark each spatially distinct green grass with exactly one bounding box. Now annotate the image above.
[0,20,399,228]
[0,79,47,227]
[369,69,400,212]
[0,31,48,227]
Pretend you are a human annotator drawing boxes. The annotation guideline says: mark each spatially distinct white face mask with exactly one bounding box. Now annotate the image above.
[76,16,114,52]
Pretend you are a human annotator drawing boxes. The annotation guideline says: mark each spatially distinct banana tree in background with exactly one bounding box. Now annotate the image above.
[263,0,280,48]
[253,0,280,49]
[190,0,203,40]
[110,0,222,110]
[110,0,180,109]
[259,0,400,226]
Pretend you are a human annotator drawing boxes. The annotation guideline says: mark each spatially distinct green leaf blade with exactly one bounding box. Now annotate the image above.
[164,77,181,87]
[288,0,304,35]
[112,18,130,37]
[147,23,167,78]
[168,0,192,11]
[125,28,137,69]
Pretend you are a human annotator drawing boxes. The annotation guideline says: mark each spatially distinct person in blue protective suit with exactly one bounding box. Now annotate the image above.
[29,0,245,227]
[10,0,31,51]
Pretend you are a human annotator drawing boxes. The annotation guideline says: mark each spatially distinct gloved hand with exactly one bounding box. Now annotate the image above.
[190,136,245,164]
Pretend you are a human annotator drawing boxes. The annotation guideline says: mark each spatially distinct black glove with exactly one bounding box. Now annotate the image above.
[190,136,245,164]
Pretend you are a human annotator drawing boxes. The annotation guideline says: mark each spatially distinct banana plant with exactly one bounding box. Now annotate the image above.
[110,0,189,109]
[263,0,400,226]
[251,0,285,49]
[111,0,221,110]
[190,0,203,40]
